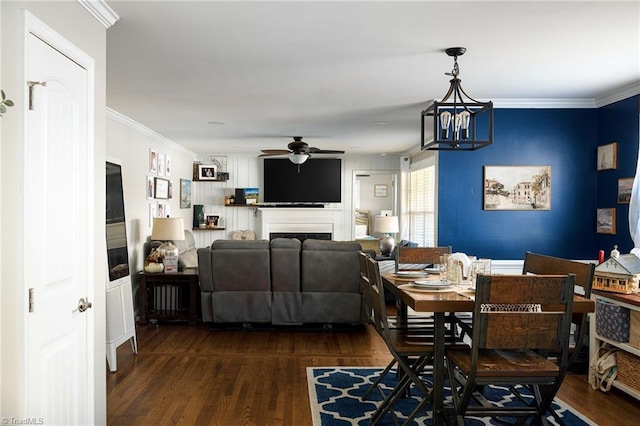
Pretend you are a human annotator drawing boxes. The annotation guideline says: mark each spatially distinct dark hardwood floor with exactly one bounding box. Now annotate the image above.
[107,322,640,426]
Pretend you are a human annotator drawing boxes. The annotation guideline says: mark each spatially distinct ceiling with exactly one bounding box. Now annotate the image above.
[106,1,640,157]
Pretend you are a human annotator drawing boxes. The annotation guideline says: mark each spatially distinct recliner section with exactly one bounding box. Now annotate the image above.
[197,238,366,325]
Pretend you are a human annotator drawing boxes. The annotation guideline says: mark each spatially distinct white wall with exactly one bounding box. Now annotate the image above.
[1,0,108,421]
[106,110,196,278]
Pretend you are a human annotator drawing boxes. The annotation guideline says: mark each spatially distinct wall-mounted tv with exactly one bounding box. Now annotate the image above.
[263,158,342,203]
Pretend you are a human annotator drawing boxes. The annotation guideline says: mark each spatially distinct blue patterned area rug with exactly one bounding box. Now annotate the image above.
[307,367,596,426]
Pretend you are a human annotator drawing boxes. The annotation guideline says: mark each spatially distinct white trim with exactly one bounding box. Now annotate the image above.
[77,0,119,28]
[106,107,196,156]
[493,98,596,109]
[595,82,640,108]
[22,9,96,421]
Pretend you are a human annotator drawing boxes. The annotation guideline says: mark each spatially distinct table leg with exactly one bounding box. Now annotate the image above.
[433,312,446,426]
[188,277,198,326]
[139,273,149,325]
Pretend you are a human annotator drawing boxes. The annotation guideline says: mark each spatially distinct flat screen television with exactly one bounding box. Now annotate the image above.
[263,158,342,203]
[106,160,130,284]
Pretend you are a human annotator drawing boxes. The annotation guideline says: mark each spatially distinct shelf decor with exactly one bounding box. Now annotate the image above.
[198,164,217,181]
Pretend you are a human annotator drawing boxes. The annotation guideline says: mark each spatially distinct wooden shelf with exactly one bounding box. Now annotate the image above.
[193,227,226,231]
[225,204,257,207]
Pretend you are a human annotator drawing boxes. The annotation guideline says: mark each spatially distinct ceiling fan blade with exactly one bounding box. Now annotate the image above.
[308,148,345,154]
[260,149,291,155]
[259,151,290,157]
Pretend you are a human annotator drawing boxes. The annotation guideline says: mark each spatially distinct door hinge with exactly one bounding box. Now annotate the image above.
[29,288,34,313]
[27,81,47,111]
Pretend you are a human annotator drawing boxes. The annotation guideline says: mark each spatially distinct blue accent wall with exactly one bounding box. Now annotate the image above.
[438,108,600,260]
[596,96,640,254]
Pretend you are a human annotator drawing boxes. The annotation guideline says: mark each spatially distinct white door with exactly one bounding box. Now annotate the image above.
[24,29,94,423]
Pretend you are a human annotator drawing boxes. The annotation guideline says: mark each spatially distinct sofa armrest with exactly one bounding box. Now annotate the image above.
[197,247,214,291]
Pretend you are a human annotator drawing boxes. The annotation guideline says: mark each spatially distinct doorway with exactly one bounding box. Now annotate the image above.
[352,170,398,239]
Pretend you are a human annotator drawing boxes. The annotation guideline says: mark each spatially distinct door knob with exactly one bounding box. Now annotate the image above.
[77,297,92,313]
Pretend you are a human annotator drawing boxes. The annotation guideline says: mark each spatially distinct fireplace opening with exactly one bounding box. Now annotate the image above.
[269,232,332,242]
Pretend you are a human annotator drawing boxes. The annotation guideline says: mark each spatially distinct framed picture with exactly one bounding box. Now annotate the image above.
[149,203,156,228]
[180,179,192,209]
[154,177,169,199]
[206,215,219,228]
[146,175,154,199]
[618,177,633,203]
[597,142,617,171]
[198,164,217,180]
[158,154,166,176]
[597,208,616,234]
[483,165,551,210]
[157,203,166,218]
[168,181,173,199]
[165,155,171,177]
[374,184,388,197]
[149,149,158,173]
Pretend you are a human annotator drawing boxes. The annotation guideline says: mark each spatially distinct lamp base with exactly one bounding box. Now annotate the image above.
[158,241,179,273]
[379,235,396,257]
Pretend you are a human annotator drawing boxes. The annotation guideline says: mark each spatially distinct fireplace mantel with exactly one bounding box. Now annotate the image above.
[257,208,345,241]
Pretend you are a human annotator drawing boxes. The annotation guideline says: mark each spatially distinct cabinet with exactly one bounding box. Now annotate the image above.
[589,290,640,400]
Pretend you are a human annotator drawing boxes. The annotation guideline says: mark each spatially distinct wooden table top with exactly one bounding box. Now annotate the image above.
[382,273,595,314]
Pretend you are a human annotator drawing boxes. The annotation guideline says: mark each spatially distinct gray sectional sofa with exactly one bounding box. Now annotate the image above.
[197,238,367,325]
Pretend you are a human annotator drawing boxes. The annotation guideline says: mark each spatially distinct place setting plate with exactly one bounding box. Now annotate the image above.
[392,270,431,279]
[398,280,455,292]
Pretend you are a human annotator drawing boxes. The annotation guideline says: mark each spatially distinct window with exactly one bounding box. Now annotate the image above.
[406,155,436,246]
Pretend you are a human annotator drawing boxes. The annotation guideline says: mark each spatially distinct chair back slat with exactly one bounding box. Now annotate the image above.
[395,246,451,272]
[474,274,575,352]
[367,256,392,338]
[522,251,595,296]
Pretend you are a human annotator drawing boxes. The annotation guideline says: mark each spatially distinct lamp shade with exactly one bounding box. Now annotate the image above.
[374,215,399,234]
[151,217,184,241]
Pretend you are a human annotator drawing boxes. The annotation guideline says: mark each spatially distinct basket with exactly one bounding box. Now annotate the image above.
[595,300,630,342]
[616,350,640,392]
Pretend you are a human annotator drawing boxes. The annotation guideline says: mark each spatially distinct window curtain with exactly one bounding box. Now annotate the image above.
[630,117,640,257]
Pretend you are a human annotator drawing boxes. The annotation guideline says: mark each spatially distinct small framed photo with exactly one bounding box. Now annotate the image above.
[146,175,154,199]
[374,184,388,197]
[149,149,158,173]
[165,155,171,177]
[597,142,617,171]
[154,177,169,199]
[149,203,156,227]
[180,179,192,209]
[206,215,219,228]
[168,181,173,199]
[158,154,166,176]
[618,177,633,204]
[198,164,217,180]
[597,208,616,234]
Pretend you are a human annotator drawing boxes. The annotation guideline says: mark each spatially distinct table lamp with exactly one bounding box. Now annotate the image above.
[375,215,399,256]
[151,217,184,273]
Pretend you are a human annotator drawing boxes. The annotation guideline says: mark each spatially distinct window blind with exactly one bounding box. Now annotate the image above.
[407,156,436,246]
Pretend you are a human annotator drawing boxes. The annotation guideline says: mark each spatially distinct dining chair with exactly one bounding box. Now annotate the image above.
[364,255,437,425]
[445,273,576,426]
[395,246,452,273]
[522,251,595,368]
[358,252,433,401]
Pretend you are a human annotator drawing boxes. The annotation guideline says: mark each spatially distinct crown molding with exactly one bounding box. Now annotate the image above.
[77,0,119,28]
[595,82,640,108]
[106,107,196,156]
[492,98,596,109]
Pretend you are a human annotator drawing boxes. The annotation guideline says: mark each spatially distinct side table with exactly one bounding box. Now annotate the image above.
[138,267,200,326]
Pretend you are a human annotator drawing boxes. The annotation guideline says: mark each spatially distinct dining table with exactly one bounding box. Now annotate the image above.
[381,272,596,426]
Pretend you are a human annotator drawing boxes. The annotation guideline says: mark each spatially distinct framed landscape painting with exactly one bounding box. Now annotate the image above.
[483,166,551,210]
[618,177,633,204]
[597,208,616,234]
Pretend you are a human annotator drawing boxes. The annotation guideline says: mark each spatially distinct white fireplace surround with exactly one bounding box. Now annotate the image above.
[257,208,345,241]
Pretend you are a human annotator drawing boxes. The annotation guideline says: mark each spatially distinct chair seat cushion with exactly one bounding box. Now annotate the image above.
[446,348,560,377]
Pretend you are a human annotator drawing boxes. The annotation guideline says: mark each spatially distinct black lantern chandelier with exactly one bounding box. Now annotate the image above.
[421,47,494,151]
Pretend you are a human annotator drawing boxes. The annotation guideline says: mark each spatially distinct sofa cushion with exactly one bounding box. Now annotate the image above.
[173,230,198,268]
[301,239,361,293]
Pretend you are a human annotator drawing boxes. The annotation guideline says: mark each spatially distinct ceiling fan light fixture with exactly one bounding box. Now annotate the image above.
[289,153,309,164]
[421,47,494,151]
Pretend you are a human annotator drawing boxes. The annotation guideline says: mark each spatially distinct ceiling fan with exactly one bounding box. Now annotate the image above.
[259,136,345,165]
